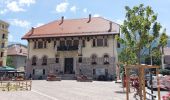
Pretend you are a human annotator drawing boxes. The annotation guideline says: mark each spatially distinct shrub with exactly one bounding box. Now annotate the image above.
[160,69,170,75]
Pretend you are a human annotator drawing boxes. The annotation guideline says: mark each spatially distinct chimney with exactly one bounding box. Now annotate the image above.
[59,16,64,25]
[87,14,91,23]
[108,22,112,32]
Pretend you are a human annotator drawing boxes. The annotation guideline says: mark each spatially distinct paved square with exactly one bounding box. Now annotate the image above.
[0,80,168,100]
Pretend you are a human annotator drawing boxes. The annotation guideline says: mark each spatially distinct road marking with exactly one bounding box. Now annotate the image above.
[31,89,59,100]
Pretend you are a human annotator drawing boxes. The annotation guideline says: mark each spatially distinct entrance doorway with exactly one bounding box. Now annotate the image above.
[64,58,73,74]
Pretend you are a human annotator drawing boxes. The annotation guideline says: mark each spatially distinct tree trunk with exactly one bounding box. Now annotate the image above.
[161,47,165,69]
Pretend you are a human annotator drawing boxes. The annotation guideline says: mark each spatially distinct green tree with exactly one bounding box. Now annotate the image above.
[116,4,162,65]
[159,29,168,69]
[6,56,15,67]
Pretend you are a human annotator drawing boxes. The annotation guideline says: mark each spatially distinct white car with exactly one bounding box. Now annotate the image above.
[147,74,165,89]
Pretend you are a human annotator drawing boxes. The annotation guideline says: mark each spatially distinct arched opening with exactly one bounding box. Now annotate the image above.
[91,54,97,65]
[103,54,109,64]
[32,56,37,66]
[42,56,47,65]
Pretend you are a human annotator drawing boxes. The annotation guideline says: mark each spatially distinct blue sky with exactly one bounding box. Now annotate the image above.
[0,0,170,45]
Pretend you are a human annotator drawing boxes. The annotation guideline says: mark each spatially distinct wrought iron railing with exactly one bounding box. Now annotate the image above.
[57,46,78,51]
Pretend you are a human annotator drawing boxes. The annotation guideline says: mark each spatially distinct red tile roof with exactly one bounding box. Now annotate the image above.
[22,17,120,39]
[7,44,27,56]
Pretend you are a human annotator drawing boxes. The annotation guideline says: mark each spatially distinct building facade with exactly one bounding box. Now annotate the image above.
[22,16,120,79]
[7,44,27,71]
[0,20,9,66]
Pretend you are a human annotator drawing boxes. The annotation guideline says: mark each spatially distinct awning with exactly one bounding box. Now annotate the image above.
[0,66,17,72]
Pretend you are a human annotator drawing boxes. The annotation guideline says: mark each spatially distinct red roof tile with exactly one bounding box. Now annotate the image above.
[22,17,120,39]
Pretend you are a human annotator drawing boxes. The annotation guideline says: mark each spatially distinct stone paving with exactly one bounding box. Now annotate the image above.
[0,80,168,100]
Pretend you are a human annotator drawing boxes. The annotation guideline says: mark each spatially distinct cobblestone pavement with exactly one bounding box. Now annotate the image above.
[0,80,168,100]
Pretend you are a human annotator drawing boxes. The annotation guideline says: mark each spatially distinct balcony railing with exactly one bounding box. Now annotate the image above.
[57,46,78,51]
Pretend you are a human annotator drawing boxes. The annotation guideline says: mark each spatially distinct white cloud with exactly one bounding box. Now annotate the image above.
[35,23,44,27]
[70,6,77,13]
[0,9,7,14]
[18,0,36,6]
[8,34,14,42]
[7,1,25,12]
[83,8,87,13]
[56,2,69,13]
[9,19,31,28]
[0,0,36,13]
[115,19,123,25]
[93,14,100,17]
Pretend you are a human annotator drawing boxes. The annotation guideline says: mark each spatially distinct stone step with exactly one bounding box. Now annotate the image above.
[61,74,76,80]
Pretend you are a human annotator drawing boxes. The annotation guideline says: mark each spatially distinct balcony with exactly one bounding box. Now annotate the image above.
[57,46,78,51]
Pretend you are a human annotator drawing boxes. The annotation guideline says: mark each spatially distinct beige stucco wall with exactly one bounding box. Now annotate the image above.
[28,35,116,59]
[0,20,9,66]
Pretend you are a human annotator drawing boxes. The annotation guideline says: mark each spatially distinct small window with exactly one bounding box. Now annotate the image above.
[32,56,37,66]
[103,54,109,64]
[43,69,45,75]
[92,39,96,47]
[66,40,72,46]
[91,54,97,65]
[42,56,47,65]
[54,41,56,48]
[104,38,108,46]
[1,43,4,48]
[33,69,35,75]
[73,40,79,46]
[20,49,22,53]
[44,41,47,48]
[0,52,4,57]
[34,41,37,49]
[60,40,65,46]
[2,34,5,39]
[56,58,59,63]
[38,41,43,48]
[78,57,82,63]
[97,39,103,46]
[82,40,85,47]
[93,69,96,75]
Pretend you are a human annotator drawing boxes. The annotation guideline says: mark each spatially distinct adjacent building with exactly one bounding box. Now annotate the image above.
[22,15,120,79]
[7,44,27,71]
[0,20,9,66]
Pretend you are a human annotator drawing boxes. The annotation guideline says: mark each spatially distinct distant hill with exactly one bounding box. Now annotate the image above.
[8,42,27,48]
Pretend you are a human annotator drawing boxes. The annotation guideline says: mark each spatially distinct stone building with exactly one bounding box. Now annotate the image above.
[0,20,9,66]
[22,15,120,79]
[7,44,27,71]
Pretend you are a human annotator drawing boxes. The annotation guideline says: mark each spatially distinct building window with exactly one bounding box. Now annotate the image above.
[60,40,65,46]
[78,57,82,63]
[91,54,97,65]
[54,41,56,48]
[92,39,96,47]
[93,69,96,75]
[43,69,45,75]
[66,40,72,46]
[2,34,5,39]
[38,41,43,48]
[103,54,109,64]
[20,49,22,53]
[1,43,4,48]
[56,58,59,63]
[0,52,4,57]
[73,40,79,46]
[32,56,37,66]
[34,41,37,49]
[42,56,47,65]
[33,69,35,75]
[104,38,108,46]
[44,41,47,48]
[97,39,103,47]
[82,40,85,47]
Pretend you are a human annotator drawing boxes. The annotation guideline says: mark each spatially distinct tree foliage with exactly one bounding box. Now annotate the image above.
[6,56,15,67]
[117,4,164,65]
